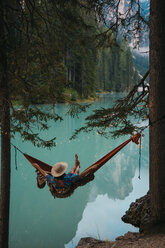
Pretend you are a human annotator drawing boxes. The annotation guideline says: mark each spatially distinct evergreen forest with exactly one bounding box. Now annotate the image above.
[96,40,141,92]
[8,1,142,105]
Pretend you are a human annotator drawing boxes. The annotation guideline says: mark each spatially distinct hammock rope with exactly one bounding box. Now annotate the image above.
[11,142,24,155]
[79,132,140,178]
[11,142,24,170]
[14,146,18,171]
[22,133,141,181]
[138,134,142,179]
[11,133,141,178]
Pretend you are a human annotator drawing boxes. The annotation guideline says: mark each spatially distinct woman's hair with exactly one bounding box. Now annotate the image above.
[55,173,66,180]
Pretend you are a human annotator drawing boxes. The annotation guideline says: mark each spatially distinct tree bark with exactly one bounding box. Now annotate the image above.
[149,0,165,224]
[0,2,11,247]
[0,94,11,248]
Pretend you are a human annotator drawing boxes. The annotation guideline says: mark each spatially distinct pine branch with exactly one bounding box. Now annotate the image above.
[70,70,149,140]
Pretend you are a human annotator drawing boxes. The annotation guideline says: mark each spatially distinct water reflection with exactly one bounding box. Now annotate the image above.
[66,169,149,248]
[8,94,149,248]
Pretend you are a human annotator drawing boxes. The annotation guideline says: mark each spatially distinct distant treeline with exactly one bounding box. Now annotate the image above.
[64,38,142,100]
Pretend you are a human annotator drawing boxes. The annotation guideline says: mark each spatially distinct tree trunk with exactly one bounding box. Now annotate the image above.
[149,0,165,224]
[0,2,11,247]
[0,93,11,248]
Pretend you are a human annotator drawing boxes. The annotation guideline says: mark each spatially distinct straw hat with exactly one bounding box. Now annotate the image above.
[51,162,68,177]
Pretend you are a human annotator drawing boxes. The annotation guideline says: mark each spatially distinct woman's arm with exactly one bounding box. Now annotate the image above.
[32,163,48,177]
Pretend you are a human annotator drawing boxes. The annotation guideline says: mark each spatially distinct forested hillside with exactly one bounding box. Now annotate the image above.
[9,1,141,104]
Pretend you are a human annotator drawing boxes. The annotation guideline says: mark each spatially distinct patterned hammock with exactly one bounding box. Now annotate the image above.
[24,133,140,198]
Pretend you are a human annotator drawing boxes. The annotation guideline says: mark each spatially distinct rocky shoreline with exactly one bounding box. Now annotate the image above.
[122,192,151,233]
[76,232,165,248]
[76,193,165,248]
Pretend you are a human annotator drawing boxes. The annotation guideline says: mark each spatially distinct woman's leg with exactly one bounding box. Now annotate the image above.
[69,154,80,174]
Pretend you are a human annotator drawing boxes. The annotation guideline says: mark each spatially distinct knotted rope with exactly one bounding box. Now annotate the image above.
[11,142,24,170]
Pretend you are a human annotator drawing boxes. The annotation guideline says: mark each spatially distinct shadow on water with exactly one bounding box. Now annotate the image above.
[8,93,149,248]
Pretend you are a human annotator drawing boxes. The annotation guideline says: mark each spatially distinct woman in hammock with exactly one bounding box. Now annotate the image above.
[25,133,140,198]
[33,154,81,196]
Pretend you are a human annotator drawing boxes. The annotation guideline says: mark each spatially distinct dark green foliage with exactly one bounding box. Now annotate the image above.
[10,106,63,148]
[0,0,99,147]
[0,0,70,147]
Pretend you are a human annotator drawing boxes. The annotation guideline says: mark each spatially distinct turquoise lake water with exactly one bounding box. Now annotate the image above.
[8,93,149,248]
